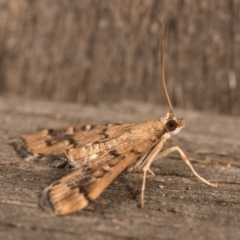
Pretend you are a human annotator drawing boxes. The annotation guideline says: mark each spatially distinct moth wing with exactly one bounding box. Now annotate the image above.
[11,123,132,164]
[40,137,154,215]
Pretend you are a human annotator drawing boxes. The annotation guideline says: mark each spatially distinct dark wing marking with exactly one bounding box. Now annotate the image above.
[12,123,132,162]
[40,137,155,215]
[21,124,131,155]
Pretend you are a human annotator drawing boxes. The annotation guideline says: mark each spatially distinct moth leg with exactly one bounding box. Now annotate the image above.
[141,137,166,208]
[154,146,218,187]
[148,168,155,175]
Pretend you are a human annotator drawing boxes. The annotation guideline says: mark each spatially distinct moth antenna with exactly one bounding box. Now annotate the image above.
[161,25,174,116]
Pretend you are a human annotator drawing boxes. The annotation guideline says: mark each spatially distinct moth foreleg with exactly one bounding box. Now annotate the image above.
[155,146,218,187]
[140,137,166,208]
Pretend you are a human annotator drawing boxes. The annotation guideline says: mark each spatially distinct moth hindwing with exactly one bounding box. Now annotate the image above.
[12,25,217,215]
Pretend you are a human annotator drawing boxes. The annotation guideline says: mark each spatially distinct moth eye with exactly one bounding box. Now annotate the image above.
[166,119,178,131]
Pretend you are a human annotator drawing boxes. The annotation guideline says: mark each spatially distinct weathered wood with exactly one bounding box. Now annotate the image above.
[0,96,240,240]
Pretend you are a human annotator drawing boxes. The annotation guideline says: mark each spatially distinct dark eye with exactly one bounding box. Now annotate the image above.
[166,120,178,131]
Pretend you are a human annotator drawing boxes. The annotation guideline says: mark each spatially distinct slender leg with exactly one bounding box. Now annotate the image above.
[154,146,218,187]
[141,142,217,208]
[141,137,165,208]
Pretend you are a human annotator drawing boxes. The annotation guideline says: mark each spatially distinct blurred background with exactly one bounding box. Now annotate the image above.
[0,0,239,115]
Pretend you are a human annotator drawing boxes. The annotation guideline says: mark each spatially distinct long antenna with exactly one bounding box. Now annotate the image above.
[161,25,174,115]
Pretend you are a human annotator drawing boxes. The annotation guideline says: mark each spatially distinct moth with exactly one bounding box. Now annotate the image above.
[12,27,217,215]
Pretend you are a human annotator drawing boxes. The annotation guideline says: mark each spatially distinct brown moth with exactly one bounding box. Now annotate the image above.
[12,26,217,215]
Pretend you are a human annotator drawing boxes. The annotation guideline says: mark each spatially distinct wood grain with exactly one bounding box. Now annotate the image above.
[0,96,240,240]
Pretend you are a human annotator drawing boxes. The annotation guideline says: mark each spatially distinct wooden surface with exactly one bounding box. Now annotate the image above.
[0,96,240,240]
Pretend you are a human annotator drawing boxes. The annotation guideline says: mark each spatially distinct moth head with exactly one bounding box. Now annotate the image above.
[163,112,185,139]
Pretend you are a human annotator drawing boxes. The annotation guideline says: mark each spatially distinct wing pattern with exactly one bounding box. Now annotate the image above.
[12,118,168,215]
